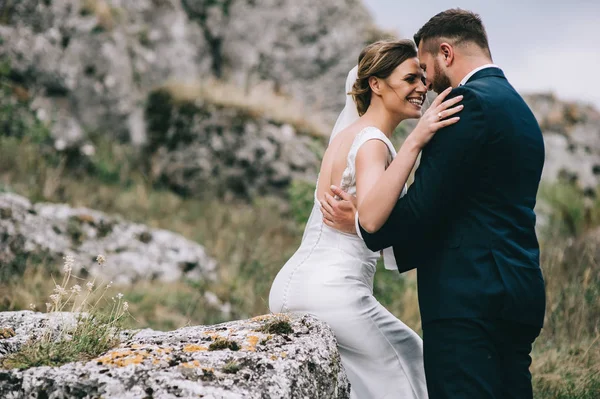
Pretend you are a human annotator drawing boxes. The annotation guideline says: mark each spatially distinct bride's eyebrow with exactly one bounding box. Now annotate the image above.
[404,72,424,79]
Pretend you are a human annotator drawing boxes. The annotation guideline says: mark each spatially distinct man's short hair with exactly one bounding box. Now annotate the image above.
[414,9,491,57]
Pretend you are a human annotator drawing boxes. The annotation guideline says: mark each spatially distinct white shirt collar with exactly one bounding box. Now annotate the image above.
[459,64,500,86]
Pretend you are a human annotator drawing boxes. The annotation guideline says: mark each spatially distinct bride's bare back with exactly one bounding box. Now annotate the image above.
[315,123,366,203]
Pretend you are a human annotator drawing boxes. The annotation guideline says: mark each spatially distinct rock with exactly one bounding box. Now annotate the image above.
[540,132,600,191]
[524,94,600,191]
[189,0,377,122]
[145,89,320,199]
[0,311,80,360]
[0,193,216,285]
[0,312,350,399]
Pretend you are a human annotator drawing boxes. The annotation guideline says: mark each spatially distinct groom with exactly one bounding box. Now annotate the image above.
[323,9,546,399]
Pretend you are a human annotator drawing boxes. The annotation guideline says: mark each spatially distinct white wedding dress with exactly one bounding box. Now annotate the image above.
[269,126,428,399]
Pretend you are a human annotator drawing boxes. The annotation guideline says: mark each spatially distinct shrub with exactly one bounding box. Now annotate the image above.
[288,179,316,228]
[0,58,52,145]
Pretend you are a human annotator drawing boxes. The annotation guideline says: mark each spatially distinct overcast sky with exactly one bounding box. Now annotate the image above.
[363,0,600,109]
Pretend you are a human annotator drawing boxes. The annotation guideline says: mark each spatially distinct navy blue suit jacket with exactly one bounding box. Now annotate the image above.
[359,67,546,328]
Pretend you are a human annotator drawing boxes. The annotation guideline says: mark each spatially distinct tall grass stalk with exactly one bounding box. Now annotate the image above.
[1,255,129,370]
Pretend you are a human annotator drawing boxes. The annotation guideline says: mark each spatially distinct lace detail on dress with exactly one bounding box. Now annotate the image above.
[339,126,397,196]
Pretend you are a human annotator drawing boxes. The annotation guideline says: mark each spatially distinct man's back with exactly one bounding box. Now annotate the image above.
[415,67,546,327]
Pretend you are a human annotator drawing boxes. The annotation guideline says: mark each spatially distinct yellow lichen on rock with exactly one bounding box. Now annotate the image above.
[180,360,202,368]
[96,348,151,367]
[155,347,173,355]
[244,335,260,352]
[183,344,208,353]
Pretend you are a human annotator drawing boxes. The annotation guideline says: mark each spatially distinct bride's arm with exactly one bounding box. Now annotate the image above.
[358,89,464,233]
[355,140,399,217]
[356,138,421,233]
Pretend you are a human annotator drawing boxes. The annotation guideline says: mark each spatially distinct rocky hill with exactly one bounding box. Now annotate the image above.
[2,1,598,200]
[0,0,379,147]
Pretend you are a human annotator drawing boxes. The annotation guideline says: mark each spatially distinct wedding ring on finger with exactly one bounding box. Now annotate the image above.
[438,112,443,120]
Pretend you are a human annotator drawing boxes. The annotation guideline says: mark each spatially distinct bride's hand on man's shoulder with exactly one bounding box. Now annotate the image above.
[409,87,464,148]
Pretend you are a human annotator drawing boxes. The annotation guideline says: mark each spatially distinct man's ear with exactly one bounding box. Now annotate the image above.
[369,76,382,95]
[439,42,455,66]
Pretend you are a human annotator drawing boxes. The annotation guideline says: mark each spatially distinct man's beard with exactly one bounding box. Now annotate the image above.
[432,59,452,94]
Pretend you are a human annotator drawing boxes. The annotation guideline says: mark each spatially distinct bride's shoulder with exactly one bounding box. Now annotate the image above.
[360,126,386,136]
[351,126,390,146]
[329,123,364,145]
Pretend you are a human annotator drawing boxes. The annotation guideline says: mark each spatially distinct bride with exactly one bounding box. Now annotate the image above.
[269,39,463,399]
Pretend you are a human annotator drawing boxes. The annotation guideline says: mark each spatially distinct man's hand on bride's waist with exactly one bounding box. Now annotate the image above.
[320,185,357,235]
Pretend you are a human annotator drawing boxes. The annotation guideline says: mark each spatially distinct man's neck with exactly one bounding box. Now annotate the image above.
[451,57,494,87]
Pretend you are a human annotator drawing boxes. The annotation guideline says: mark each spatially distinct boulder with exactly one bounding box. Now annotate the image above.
[0,312,350,399]
[0,193,216,285]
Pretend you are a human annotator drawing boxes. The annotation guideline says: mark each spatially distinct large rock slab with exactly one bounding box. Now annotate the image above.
[0,311,350,399]
[0,193,216,285]
[145,89,321,199]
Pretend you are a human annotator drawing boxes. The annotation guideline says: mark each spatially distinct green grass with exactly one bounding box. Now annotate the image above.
[538,181,600,237]
[208,338,240,352]
[1,313,121,369]
[222,360,242,374]
[257,316,294,335]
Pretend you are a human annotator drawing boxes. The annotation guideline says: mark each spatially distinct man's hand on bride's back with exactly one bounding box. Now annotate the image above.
[408,87,464,148]
[321,185,357,234]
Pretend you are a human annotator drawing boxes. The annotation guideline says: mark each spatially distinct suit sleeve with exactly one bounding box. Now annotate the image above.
[358,87,487,252]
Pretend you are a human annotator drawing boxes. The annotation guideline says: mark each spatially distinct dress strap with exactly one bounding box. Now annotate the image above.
[350,127,397,159]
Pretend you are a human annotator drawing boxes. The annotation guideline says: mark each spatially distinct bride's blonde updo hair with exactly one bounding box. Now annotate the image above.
[350,39,417,116]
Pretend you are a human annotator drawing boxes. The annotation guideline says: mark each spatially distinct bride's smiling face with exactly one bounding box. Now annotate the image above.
[377,57,427,119]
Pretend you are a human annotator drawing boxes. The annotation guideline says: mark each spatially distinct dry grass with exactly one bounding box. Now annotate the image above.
[160,79,331,139]
[0,136,302,326]
[0,263,229,332]
[0,126,598,394]
[532,337,600,398]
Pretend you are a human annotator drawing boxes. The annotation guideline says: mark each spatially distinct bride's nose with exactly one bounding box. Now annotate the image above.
[416,79,427,93]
